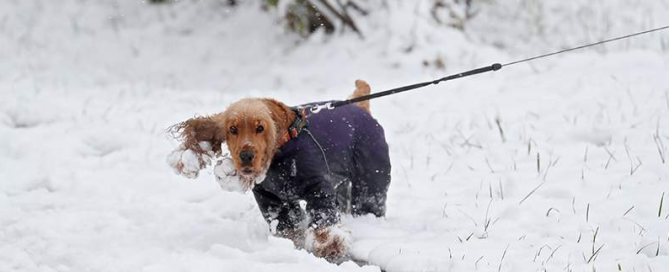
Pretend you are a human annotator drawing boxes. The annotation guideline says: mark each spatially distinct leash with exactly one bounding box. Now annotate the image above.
[309,25,669,113]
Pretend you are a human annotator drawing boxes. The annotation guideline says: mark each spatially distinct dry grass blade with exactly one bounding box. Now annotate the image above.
[519,180,548,205]
[653,133,666,164]
[546,207,561,217]
[623,206,634,217]
[545,245,562,264]
[475,255,484,269]
[636,242,657,254]
[659,192,665,218]
[495,116,506,143]
[584,145,589,162]
[586,244,605,263]
[498,244,510,272]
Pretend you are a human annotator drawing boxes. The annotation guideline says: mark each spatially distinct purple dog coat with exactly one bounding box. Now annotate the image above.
[252,102,391,232]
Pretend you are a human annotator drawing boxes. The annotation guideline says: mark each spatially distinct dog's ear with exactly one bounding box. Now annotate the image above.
[168,114,226,155]
[260,99,295,144]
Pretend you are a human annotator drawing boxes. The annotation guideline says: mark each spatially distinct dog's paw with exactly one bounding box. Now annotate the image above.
[276,228,307,249]
[166,142,215,179]
[305,225,351,262]
[213,156,246,193]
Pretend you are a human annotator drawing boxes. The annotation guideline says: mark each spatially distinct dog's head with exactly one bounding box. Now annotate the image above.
[220,99,279,180]
[170,98,294,187]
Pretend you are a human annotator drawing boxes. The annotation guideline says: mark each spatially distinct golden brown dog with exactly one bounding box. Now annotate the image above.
[168,80,390,261]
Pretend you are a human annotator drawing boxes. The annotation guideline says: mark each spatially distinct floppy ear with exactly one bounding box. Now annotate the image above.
[260,99,296,147]
[169,114,226,155]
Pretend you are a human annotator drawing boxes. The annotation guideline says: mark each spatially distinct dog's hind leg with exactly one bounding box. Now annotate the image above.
[351,118,391,217]
[335,178,353,214]
[349,80,371,114]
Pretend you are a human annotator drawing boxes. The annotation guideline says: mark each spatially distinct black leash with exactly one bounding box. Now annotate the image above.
[309,25,669,113]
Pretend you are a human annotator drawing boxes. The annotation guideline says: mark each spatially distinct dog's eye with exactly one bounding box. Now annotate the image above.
[229,126,238,135]
[256,125,264,134]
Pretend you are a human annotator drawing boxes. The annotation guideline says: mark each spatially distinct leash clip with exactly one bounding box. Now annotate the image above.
[310,102,334,113]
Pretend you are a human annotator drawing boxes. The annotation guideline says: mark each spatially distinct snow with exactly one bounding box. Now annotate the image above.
[2,0,669,271]
[213,156,247,193]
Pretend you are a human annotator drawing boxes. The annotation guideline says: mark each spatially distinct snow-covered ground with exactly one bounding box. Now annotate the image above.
[2,1,668,271]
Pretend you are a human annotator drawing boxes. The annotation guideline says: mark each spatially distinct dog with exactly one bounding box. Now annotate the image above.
[167,80,391,261]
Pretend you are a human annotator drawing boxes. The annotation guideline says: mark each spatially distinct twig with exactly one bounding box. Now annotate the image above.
[312,0,363,37]
[341,0,369,15]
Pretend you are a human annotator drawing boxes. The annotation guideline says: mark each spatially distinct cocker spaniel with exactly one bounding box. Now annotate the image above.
[167,80,391,262]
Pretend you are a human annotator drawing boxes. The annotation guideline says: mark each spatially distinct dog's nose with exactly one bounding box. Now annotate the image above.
[239,150,255,165]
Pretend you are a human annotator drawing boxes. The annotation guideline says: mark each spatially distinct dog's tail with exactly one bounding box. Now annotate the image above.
[349,80,371,114]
